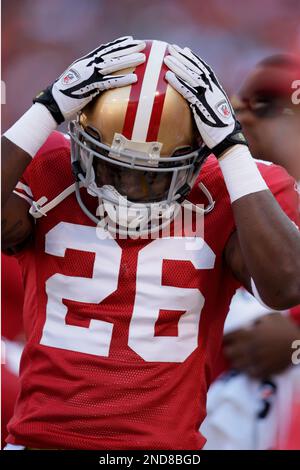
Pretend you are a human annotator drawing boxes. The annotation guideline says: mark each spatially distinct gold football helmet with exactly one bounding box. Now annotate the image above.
[69,40,208,234]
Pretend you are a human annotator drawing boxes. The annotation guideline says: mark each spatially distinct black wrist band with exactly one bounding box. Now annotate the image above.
[33,86,65,125]
[211,121,248,158]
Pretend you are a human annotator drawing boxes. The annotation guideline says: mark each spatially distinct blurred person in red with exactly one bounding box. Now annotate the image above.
[1,254,24,448]
[234,54,300,184]
[202,55,300,450]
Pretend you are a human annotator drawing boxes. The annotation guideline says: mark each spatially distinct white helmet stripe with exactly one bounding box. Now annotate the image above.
[131,40,167,141]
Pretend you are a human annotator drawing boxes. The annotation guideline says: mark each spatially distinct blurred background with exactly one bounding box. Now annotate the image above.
[2,0,300,129]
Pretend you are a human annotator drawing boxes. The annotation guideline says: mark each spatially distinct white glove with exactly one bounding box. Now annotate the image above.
[34,36,146,123]
[164,44,246,154]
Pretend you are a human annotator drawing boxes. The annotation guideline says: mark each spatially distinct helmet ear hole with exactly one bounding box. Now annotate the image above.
[171,146,192,157]
[85,125,101,142]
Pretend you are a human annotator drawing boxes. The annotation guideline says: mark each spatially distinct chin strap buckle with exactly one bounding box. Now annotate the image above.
[29,183,81,219]
[29,197,48,219]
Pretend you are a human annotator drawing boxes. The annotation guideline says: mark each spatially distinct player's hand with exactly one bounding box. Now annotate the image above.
[223,313,300,379]
[34,36,146,124]
[164,45,247,154]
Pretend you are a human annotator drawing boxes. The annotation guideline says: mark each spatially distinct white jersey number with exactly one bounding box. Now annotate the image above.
[41,223,215,362]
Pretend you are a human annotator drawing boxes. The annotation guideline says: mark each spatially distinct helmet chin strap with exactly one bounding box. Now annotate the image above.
[183,182,215,215]
[80,171,216,235]
[28,175,215,237]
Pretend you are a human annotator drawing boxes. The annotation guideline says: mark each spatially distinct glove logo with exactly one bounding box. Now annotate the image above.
[62,69,80,86]
[216,100,231,119]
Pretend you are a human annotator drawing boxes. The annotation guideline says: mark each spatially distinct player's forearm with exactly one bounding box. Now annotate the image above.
[1,104,57,208]
[1,137,32,208]
[219,145,300,309]
[232,190,300,309]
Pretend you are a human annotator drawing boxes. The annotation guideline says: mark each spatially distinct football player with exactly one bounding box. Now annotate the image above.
[2,37,300,450]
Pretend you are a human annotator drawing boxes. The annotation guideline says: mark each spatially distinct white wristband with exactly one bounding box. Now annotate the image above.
[218,145,268,203]
[4,103,57,157]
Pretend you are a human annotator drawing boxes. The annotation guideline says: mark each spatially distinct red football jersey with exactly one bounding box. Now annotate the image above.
[7,132,299,450]
[1,254,24,341]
